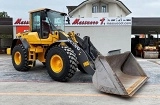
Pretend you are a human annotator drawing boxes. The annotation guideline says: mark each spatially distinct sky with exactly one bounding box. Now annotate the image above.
[1,0,160,19]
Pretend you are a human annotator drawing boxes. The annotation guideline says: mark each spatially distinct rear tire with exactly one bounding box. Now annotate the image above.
[12,44,30,71]
[46,45,77,82]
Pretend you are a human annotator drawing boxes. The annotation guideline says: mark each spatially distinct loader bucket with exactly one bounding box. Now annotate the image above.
[92,52,148,97]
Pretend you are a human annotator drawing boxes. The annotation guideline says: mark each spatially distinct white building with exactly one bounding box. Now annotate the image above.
[67,0,131,18]
[11,0,132,55]
[65,0,132,55]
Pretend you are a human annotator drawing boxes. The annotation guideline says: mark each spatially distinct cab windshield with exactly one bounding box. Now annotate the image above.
[46,10,65,31]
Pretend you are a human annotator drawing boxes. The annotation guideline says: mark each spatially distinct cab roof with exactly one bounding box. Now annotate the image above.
[29,8,66,14]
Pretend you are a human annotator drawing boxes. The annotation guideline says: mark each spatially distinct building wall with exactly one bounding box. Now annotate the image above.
[11,24,131,55]
[65,26,131,55]
[67,1,131,55]
[72,5,88,18]
[13,26,16,39]
[92,13,109,18]
[71,2,128,18]
[116,4,126,17]
[86,3,92,17]
[108,3,127,17]
[108,3,116,17]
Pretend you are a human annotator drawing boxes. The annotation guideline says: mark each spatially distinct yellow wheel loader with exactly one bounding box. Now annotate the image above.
[7,8,148,97]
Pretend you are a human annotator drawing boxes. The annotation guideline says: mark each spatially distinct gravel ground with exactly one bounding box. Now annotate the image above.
[0,54,160,105]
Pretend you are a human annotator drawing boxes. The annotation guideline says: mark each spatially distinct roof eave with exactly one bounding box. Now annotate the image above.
[68,0,89,16]
[116,0,132,15]
[68,0,132,16]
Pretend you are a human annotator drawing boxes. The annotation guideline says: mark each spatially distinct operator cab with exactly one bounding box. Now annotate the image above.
[29,8,66,39]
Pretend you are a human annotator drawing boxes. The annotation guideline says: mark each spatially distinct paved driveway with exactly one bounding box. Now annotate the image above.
[0,54,160,105]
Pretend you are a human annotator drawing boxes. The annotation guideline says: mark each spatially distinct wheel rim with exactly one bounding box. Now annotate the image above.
[14,51,22,65]
[50,55,63,73]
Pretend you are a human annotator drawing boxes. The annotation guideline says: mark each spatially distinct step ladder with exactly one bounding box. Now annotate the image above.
[28,51,36,67]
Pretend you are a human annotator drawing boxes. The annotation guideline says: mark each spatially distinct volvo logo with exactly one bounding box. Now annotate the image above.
[68,39,80,51]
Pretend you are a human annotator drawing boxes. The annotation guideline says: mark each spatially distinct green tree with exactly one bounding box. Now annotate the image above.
[0,11,10,18]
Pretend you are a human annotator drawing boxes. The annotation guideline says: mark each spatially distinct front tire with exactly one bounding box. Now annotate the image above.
[12,44,30,71]
[46,45,77,82]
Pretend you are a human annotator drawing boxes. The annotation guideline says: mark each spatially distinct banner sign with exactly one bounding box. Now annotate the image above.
[13,18,29,26]
[65,17,132,26]
[13,17,132,26]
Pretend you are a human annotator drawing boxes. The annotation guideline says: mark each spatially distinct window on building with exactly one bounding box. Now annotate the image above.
[92,2,108,13]
[92,5,98,13]
[101,5,106,13]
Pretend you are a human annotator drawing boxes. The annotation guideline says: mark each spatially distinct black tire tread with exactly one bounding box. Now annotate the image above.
[47,45,77,82]
[12,44,30,71]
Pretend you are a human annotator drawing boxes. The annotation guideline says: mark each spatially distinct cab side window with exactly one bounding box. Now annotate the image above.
[31,12,41,33]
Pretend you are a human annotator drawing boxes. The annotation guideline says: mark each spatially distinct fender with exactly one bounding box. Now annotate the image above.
[11,38,30,53]
[58,39,95,75]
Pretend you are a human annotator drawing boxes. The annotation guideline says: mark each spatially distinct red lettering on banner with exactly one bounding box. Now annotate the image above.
[14,18,29,25]
[72,18,99,25]
[100,18,105,25]
[72,19,80,24]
